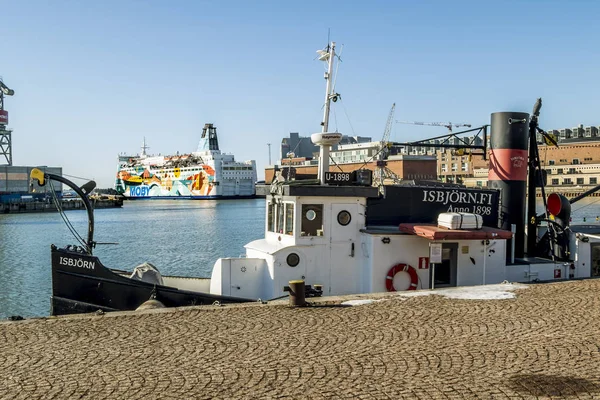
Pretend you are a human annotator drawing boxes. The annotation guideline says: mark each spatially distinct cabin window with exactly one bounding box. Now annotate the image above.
[277,204,285,233]
[337,210,351,226]
[286,253,300,267]
[267,202,275,232]
[548,160,555,165]
[285,203,294,235]
[577,178,584,185]
[269,201,294,235]
[301,204,323,236]
[591,177,598,185]
[551,178,559,185]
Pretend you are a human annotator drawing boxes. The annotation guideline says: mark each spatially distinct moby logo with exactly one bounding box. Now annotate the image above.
[130,186,150,197]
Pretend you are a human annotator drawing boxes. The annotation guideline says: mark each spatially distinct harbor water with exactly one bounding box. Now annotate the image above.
[1,197,600,319]
[0,199,264,319]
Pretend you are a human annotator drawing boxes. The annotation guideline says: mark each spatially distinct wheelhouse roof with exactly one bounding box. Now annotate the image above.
[256,184,379,198]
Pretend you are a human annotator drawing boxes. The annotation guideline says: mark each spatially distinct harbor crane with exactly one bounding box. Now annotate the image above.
[381,103,396,150]
[373,103,402,189]
[396,120,471,132]
[0,78,14,165]
[0,80,14,96]
[0,78,14,112]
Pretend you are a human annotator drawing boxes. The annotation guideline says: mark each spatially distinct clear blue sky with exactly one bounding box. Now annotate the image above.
[2,0,599,188]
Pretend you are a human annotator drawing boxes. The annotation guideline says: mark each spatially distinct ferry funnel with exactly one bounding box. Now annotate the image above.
[488,111,529,261]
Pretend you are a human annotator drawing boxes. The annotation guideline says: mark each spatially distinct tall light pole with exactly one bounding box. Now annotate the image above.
[267,143,271,165]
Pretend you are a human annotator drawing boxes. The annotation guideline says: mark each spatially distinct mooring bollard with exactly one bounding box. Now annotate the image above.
[285,279,306,307]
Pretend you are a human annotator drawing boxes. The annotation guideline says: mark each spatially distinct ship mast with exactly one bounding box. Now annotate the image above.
[314,42,342,184]
[140,137,149,158]
[320,42,335,133]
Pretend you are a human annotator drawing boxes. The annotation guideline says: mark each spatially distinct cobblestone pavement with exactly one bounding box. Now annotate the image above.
[2,281,600,399]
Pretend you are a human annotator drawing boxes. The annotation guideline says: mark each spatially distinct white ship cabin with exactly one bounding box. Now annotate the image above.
[210,182,518,301]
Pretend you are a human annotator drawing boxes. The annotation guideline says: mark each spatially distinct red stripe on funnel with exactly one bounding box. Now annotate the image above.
[488,149,528,182]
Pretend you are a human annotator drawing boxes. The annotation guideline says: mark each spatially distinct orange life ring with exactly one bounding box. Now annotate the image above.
[385,263,418,291]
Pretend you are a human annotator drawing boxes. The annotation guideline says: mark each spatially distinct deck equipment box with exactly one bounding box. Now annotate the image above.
[437,212,483,230]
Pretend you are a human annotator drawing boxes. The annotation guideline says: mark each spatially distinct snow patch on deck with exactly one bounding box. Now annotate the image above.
[341,299,388,306]
[397,283,529,300]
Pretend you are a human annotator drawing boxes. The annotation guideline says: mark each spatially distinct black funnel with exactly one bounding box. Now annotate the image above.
[488,111,529,261]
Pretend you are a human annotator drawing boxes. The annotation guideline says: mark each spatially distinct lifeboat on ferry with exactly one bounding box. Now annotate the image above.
[125,175,143,186]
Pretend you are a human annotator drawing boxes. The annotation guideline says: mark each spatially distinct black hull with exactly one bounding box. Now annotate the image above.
[50,246,255,316]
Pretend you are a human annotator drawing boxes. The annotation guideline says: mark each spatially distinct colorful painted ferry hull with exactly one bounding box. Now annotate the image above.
[115,164,222,198]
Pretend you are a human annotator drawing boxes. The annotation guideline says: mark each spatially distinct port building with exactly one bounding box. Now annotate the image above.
[268,125,600,195]
[0,166,63,203]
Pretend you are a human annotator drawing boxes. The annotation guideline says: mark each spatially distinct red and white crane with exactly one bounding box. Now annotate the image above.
[396,120,471,132]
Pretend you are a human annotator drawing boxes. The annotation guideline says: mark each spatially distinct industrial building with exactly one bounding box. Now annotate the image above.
[466,128,600,191]
[0,165,63,195]
[267,122,600,196]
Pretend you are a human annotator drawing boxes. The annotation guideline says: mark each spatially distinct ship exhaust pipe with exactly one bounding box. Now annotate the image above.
[488,112,530,262]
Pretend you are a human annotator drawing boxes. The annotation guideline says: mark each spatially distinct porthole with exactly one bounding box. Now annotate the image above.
[337,210,351,226]
[305,209,317,221]
[286,253,300,267]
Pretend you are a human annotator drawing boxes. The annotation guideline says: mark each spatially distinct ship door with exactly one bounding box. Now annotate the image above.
[235,179,240,195]
[591,243,600,277]
[431,243,458,288]
[329,203,360,295]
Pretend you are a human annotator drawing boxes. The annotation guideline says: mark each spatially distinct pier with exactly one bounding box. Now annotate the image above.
[1,195,123,214]
[2,279,600,398]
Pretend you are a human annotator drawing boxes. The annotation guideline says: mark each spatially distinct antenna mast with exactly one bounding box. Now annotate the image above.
[321,42,336,133]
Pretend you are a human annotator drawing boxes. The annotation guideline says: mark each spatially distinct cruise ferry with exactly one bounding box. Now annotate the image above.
[115,124,257,199]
